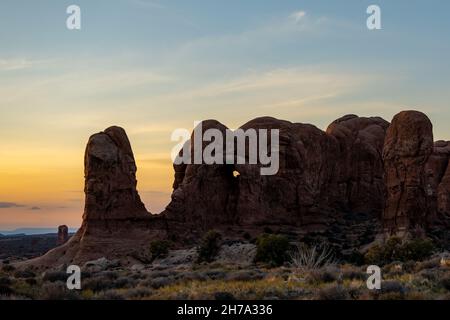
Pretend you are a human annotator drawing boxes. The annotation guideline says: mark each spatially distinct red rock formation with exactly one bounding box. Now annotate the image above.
[382,111,434,236]
[57,225,69,246]
[164,115,389,248]
[326,115,389,216]
[83,126,148,221]
[426,141,450,234]
[21,111,450,268]
[22,127,168,267]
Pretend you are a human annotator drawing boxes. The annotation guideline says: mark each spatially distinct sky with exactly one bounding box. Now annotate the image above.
[1,0,450,230]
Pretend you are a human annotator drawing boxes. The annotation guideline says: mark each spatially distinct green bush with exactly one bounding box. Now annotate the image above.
[1,264,15,273]
[400,239,435,261]
[440,275,450,291]
[149,240,172,260]
[43,271,68,283]
[197,230,222,263]
[364,237,401,265]
[365,237,435,265]
[317,285,350,300]
[254,234,290,267]
[0,284,13,296]
[14,270,36,279]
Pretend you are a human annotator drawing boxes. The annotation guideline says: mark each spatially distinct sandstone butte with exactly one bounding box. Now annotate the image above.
[21,110,450,268]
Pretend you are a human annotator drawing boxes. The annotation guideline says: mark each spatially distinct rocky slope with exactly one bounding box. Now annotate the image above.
[21,111,450,267]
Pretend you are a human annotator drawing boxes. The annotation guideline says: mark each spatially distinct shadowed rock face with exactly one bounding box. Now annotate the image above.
[164,115,390,249]
[22,111,450,267]
[84,126,148,220]
[426,141,450,225]
[21,127,168,267]
[382,111,434,235]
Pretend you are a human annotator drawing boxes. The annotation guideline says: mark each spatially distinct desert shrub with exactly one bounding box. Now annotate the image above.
[41,282,80,300]
[0,276,12,286]
[418,269,440,282]
[225,270,265,282]
[14,270,36,279]
[177,271,208,282]
[381,280,406,296]
[1,265,15,273]
[317,285,349,300]
[365,237,403,265]
[112,277,137,289]
[400,239,435,261]
[123,287,153,299]
[307,267,339,284]
[98,271,119,280]
[344,250,365,265]
[416,257,440,271]
[405,291,428,300]
[204,270,227,280]
[263,227,273,234]
[341,267,366,281]
[364,244,385,265]
[149,240,172,260]
[83,277,114,292]
[42,271,68,283]
[378,292,405,300]
[440,275,450,291]
[0,284,13,296]
[365,237,435,265]
[402,260,417,273]
[148,276,173,289]
[382,262,404,277]
[214,292,236,300]
[254,234,290,267]
[130,272,147,280]
[197,230,222,263]
[25,278,37,286]
[289,244,336,271]
[147,270,172,278]
[95,290,125,300]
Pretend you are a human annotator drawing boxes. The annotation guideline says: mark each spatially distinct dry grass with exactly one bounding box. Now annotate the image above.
[144,276,309,300]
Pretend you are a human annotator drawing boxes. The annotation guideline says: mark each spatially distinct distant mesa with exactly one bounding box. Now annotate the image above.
[21,111,450,268]
[57,225,69,246]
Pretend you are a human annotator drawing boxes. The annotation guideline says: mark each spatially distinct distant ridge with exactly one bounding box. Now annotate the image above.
[0,228,78,236]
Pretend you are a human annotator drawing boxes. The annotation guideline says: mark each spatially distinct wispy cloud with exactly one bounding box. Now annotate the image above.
[0,58,52,72]
[290,10,306,24]
[146,67,375,104]
[0,58,36,71]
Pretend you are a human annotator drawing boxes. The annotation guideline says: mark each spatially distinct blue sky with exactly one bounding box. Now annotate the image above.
[0,0,450,228]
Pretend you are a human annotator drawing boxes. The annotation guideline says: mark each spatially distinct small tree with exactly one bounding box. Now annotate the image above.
[364,237,435,265]
[149,240,172,261]
[255,234,290,267]
[197,230,222,263]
